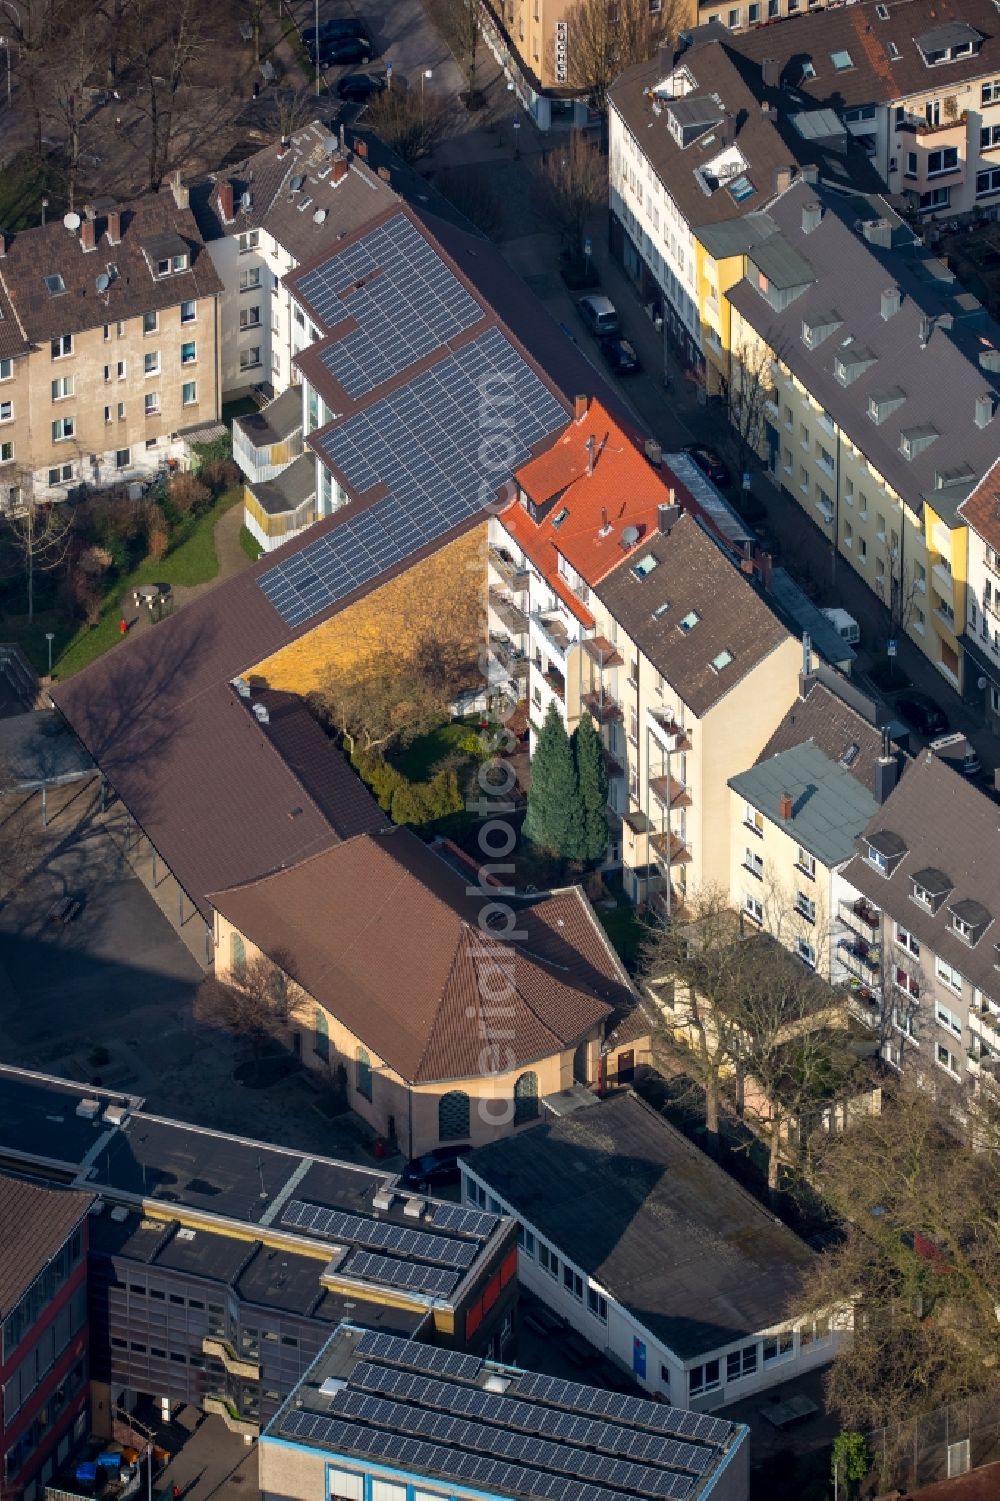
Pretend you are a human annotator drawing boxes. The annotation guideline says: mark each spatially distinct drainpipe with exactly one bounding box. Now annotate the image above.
[832,422,841,586]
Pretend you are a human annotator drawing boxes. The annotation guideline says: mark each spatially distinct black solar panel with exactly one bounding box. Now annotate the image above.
[512,1372,734,1449]
[353,1330,482,1383]
[279,1199,476,1268]
[257,326,567,629]
[279,1408,684,1501]
[297,214,482,400]
[430,1201,499,1240]
[340,1250,459,1298]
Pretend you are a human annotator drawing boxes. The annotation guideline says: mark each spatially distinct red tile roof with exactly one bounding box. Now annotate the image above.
[209,828,628,1084]
[0,1176,93,1316]
[958,459,1000,549]
[501,400,691,614]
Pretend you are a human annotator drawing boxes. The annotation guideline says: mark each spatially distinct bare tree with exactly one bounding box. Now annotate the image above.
[426,0,482,102]
[0,757,37,906]
[124,0,206,190]
[274,86,315,145]
[873,533,921,662]
[365,89,451,165]
[316,656,461,758]
[532,130,606,257]
[435,168,506,241]
[197,949,306,1076]
[4,492,73,622]
[561,0,682,117]
[45,10,114,210]
[724,336,783,483]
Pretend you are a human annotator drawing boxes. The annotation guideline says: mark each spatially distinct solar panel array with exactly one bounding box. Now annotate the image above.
[280,1409,684,1501]
[297,214,482,400]
[281,1200,476,1268]
[340,1250,459,1298]
[257,327,567,628]
[513,1372,733,1449]
[331,1388,694,1501]
[352,1364,711,1476]
[430,1202,499,1240]
[354,1330,482,1382]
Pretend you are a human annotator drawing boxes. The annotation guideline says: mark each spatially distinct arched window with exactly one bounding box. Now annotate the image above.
[573,1040,590,1086]
[314,1009,329,1063]
[356,1046,373,1101]
[513,1071,539,1125]
[438,1091,470,1142]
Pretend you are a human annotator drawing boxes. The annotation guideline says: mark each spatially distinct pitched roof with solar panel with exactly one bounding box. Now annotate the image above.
[263,1325,748,1501]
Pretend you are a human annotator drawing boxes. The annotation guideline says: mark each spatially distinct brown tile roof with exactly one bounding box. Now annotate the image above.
[190,121,399,263]
[0,192,222,344]
[209,829,617,1083]
[730,0,1000,110]
[595,512,791,718]
[0,1175,93,1316]
[957,458,1000,549]
[757,679,887,791]
[843,751,1000,999]
[254,689,388,839]
[609,40,878,234]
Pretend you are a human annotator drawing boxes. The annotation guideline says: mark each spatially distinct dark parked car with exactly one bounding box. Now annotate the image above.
[575,294,619,338]
[317,36,373,66]
[400,1145,466,1188]
[301,17,372,47]
[683,444,730,488]
[337,71,386,101]
[601,336,641,376]
[894,690,949,737]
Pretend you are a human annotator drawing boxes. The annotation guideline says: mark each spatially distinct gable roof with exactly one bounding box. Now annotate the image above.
[757,677,888,791]
[957,458,1000,549]
[843,751,1000,997]
[594,512,791,718]
[0,1175,93,1316]
[463,1092,816,1359]
[209,828,623,1083]
[730,741,879,868]
[0,193,222,345]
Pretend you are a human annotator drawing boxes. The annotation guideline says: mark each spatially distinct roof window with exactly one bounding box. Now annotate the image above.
[801,60,816,79]
[678,610,700,633]
[831,50,854,71]
[711,648,733,671]
[632,554,659,579]
[888,41,900,59]
[551,507,569,529]
[43,274,66,296]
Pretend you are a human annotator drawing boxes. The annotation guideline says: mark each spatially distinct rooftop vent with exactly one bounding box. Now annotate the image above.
[109,1206,130,1223]
[176,1228,196,1241]
[320,1378,347,1399]
[76,1098,101,1120]
[880,286,901,320]
[403,1197,426,1219]
[231,676,251,698]
[103,1104,128,1127]
[251,702,270,724]
[373,1189,395,1212]
[483,1373,513,1394]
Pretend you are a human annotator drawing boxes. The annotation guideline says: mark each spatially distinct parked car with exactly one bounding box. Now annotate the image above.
[399,1145,466,1188]
[820,607,861,646]
[894,690,949,737]
[576,294,619,338]
[601,336,640,375]
[337,71,387,101]
[683,444,731,488]
[317,36,373,66]
[301,17,372,47]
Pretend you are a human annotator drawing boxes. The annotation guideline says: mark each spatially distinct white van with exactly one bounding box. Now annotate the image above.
[820,607,861,646]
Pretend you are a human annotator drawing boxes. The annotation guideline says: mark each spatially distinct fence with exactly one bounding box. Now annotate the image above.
[867,1392,1000,1491]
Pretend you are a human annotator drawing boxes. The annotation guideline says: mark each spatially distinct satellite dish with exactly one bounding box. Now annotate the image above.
[322,134,338,155]
[63,211,81,231]
[621,525,640,547]
[96,273,110,293]
[313,208,327,224]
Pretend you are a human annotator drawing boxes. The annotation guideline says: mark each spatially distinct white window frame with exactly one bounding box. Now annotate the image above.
[51,416,75,442]
[143,352,160,377]
[50,335,73,359]
[935,956,963,995]
[181,381,197,407]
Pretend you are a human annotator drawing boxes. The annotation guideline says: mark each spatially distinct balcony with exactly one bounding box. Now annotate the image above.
[543,667,566,701]
[648,772,691,808]
[488,635,529,682]
[581,688,623,725]
[838,936,880,987]
[233,386,303,484]
[489,588,528,635]
[846,985,882,1029]
[604,746,625,778]
[839,896,881,938]
[242,454,317,550]
[623,808,654,835]
[530,610,575,664]
[489,546,531,593]
[202,1335,260,1381]
[203,1395,259,1438]
[582,635,624,670]
[931,561,954,596]
[650,829,692,865]
[646,706,691,752]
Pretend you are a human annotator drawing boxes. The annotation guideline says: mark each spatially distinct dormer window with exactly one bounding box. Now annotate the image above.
[949,898,991,947]
[864,830,907,875]
[910,866,952,912]
[156,259,170,277]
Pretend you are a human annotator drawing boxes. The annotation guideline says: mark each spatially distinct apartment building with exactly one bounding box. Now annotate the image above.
[608,37,876,366]
[733,0,1000,220]
[0,1177,92,1501]
[478,0,600,129]
[718,179,1000,694]
[958,464,1000,733]
[838,750,1000,1082]
[0,186,222,505]
[261,1322,751,1501]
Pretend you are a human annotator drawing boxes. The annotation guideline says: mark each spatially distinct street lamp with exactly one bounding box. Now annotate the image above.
[45,632,54,676]
[421,67,432,99]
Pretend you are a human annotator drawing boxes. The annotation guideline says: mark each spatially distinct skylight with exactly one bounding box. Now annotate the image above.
[831,50,854,71]
[43,274,66,296]
[632,554,659,579]
[652,601,671,619]
[728,175,756,204]
[551,507,569,529]
[888,41,901,59]
[678,610,700,633]
[711,649,734,671]
[801,60,817,79]
[841,742,860,768]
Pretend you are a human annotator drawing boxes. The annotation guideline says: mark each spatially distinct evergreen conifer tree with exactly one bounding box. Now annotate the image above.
[572,711,610,865]
[524,701,584,860]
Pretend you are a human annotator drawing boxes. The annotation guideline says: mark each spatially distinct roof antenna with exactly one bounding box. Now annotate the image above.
[802,631,812,675]
[585,435,596,476]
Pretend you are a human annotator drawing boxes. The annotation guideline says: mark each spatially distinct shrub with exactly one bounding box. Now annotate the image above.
[147,515,169,561]
[169,472,213,516]
[200,457,240,495]
[192,434,232,466]
[457,729,492,761]
[352,749,406,813]
[77,544,114,577]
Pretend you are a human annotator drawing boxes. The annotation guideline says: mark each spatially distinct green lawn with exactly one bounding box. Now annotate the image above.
[391,722,473,781]
[2,488,242,680]
[240,525,264,562]
[597,903,648,972]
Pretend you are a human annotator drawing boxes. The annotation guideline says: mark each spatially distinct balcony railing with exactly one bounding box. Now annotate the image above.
[489,636,529,680]
[650,829,692,865]
[202,1335,260,1381]
[839,897,881,937]
[543,668,566,701]
[489,546,531,593]
[203,1395,259,1438]
[582,635,624,670]
[838,937,880,987]
[581,689,623,725]
[647,706,691,751]
[489,588,529,635]
[648,772,691,808]
[531,610,575,663]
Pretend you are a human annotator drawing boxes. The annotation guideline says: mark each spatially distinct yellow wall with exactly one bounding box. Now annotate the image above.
[695,245,746,395]
[250,523,487,694]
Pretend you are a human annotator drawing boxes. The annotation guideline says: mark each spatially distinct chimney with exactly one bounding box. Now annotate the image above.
[80,217,96,252]
[802,201,822,235]
[170,169,189,211]
[773,165,793,193]
[331,153,349,185]
[975,393,995,428]
[217,181,235,222]
[979,348,1000,373]
[277,139,290,158]
[874,727,900,804]
[574,394,588,422]
[106,210,121,246]
[918,313,932,347]
[779,791,793,821]
[0,232,6,258]
[799,631,817,699]
[658,502,681,534]
[355,139,368,159]
[585,434,596,475]
[339,123,346,154]
[862,218,892,248]
[600,506,610,534]
[644,438,662,467]
[761,56,781,88]
[802,164,819,185]
[377,166,391,182]
[880,286,901,320]
[721,110,736,146]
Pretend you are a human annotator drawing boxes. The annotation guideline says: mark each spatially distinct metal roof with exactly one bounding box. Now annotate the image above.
[729,741,878,867]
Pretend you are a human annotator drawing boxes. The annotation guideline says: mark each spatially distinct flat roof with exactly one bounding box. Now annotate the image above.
[265,1326,747,1501]
[0,710,96,789]
[463,1093,816,1361]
